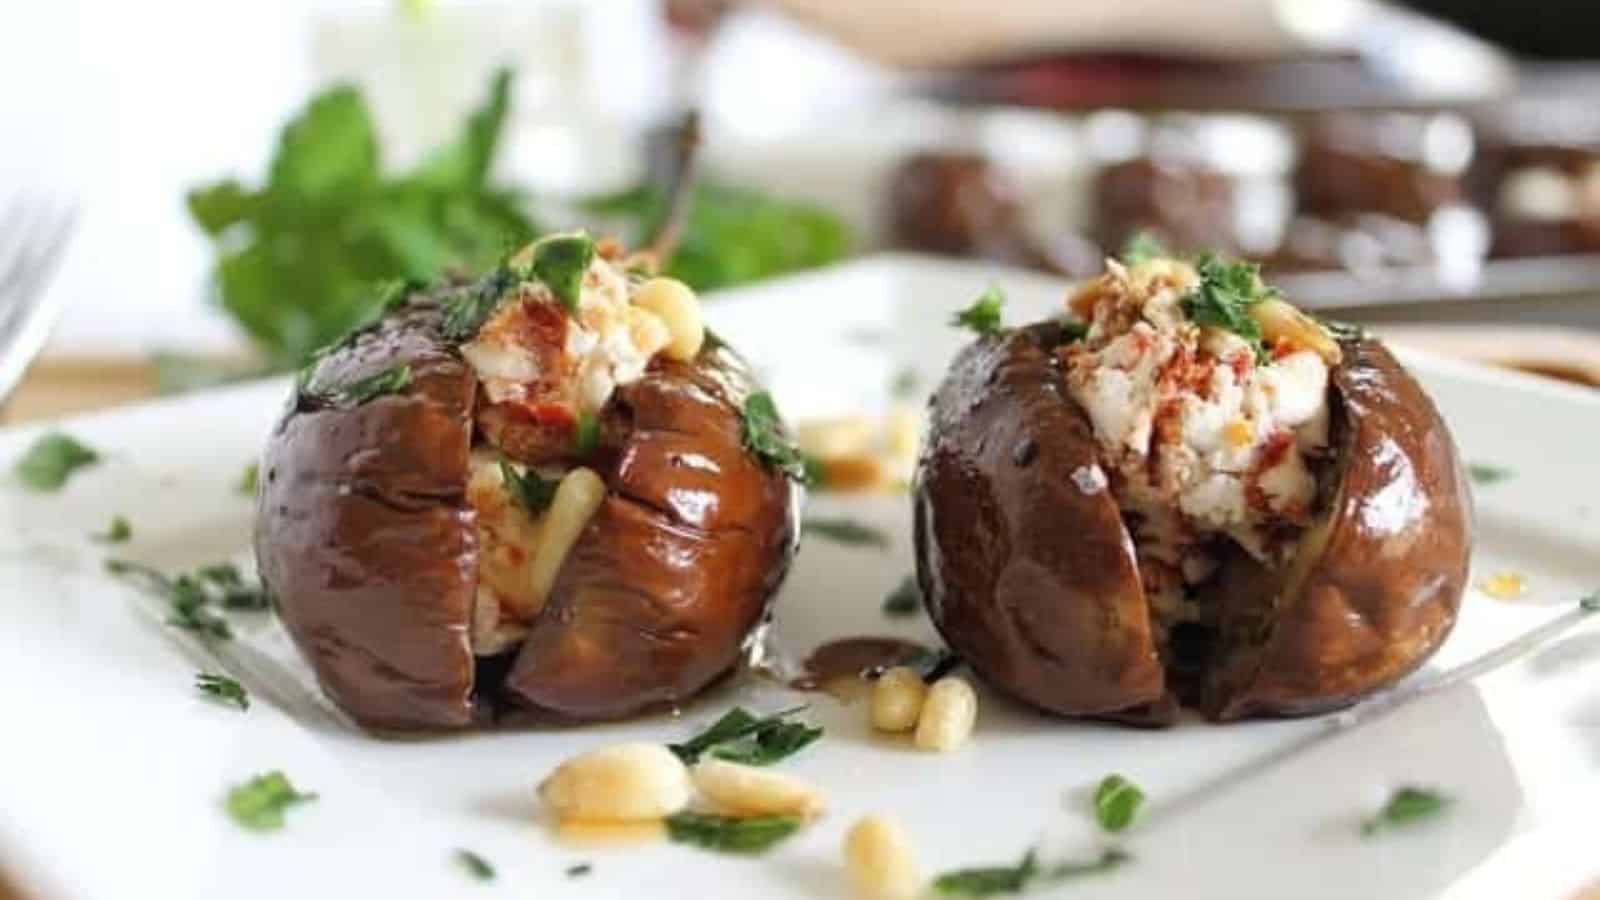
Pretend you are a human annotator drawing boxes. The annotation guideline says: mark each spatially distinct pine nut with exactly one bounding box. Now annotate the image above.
[870,666,927,733]
[1248,298,1342,365]
[539,743,692,822]
[526,467,606,608]
[913,677,977,752]
[692,759,826,820]
[844,815,922,899]
[632,277,704,362]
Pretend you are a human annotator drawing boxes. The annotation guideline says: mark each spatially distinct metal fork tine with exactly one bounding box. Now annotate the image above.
[0,196,78,404]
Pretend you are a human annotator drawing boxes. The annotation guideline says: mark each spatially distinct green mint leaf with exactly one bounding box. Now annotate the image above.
[951,287,1005,337]
[1467,463,1513,486]
[1120,231,1168,265]
[185,180,259,236]
[522,233,595,313]
[93,515,132,544]
[669,706,817,766]
[574,411,601,458]
[804,517,890,549]
[15,432,100,491]
[709,719,824,766]
[408,66,513,192]
[225,771,316,831]
[107,559,270,635]
[500,459,559,514]
[1093,774,1145,833]
[267,85,378,200]
[168,575,233,639]
[565,863,593,878]
[740,391,807,481]
[331,365,412,406]
[934,848,1128,897]
[665,813,801,854]
[455,849,495,881]
[238,463,260,496]
[196,672,250,710]
[883,575,922,618]
[1362,786,1452,837]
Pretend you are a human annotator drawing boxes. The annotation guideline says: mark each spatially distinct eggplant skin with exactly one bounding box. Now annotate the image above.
[912,325,1471,725]
[255,299,796,731]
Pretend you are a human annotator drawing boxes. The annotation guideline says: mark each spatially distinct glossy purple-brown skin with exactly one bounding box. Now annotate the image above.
[256,301,796,731]
[913,324,1471,724]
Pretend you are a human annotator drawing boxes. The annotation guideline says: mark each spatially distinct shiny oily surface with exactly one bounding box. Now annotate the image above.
[0,258,1595,900]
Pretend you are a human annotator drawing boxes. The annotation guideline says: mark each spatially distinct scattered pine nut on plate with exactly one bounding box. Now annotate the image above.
[539,743,692,822]
[870,666,928,733]
[913,676,978,752]
[691,759,827,820]
[844,815,922,900]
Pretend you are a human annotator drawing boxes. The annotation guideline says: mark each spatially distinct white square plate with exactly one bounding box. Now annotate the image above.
[1,255,1597,900]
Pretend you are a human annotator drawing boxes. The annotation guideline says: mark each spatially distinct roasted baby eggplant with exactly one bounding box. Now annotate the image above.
[256,235,799,730]
[914,255,1471,724]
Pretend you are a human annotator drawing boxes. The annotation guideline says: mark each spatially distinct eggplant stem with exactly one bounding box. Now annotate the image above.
[639,110,702,272]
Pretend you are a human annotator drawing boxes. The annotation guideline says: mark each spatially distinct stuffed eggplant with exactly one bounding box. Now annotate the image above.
[255,234,799,730]
[914,254,1471,724]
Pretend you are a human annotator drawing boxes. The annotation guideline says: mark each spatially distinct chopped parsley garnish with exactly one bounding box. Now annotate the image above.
[740,391,808,482]
[106,559,270,639]
[804,517,890,549]
[665,812,801,854]
[934,848,1128,897]
[890,367,920,400]
[882,575,922,617]
[1092,774,1145,833]
[93,515,132,544]
[442,265,516,342]
[574,411,601,458]
[197,672,249,710]
[331,364,412,405]
[951,286,1005,337]
[455,849,495,881]
[15,432,100,491]
[225,771,317,831]
[500,459,559,514]
[1120,231,1168,265]
[565,863,593,878]
[238,463,260,496]
[1467,463,1514,486]
[1362,786,1452,837]
[523,233,595,313]
[1181,254,1274,358]
[376,278,425,313]
[668,706,821,766]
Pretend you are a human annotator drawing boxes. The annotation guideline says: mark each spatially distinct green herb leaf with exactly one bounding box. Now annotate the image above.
[934,848,1128,897]
[1467,463,1513,486]
[665,812,801,854]
[710,718,824,766]
[441,266,517,343]
[1579,591,1598,613]
[740,391,808,481]
[951,287,1005,337]
[106,559,270,637]
[330,365,412,406]
[883,575,922,618]
[1059,319,1090,343]
[455,849,495,881]
[669,706,818,766]
[522,233,595,313]
[1362,786,1451,836]
[1181,254,1274,358]
[196,672,250,710]
[804,517,890,549]
[889,367,920,400]
[565,863,593,878]
[500,459,559,514]
[225,771,316,831]
[93,515,132,544]
[15,432,100,491]
[574,411,601,458]
[1121,231,1168,265]
[1093,774,1145,833]
[581,181,851,292]
[238,463,260,496]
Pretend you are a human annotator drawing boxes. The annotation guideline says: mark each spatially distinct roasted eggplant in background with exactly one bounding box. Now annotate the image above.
[914,253,1471,724]
[255,234,800,730]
